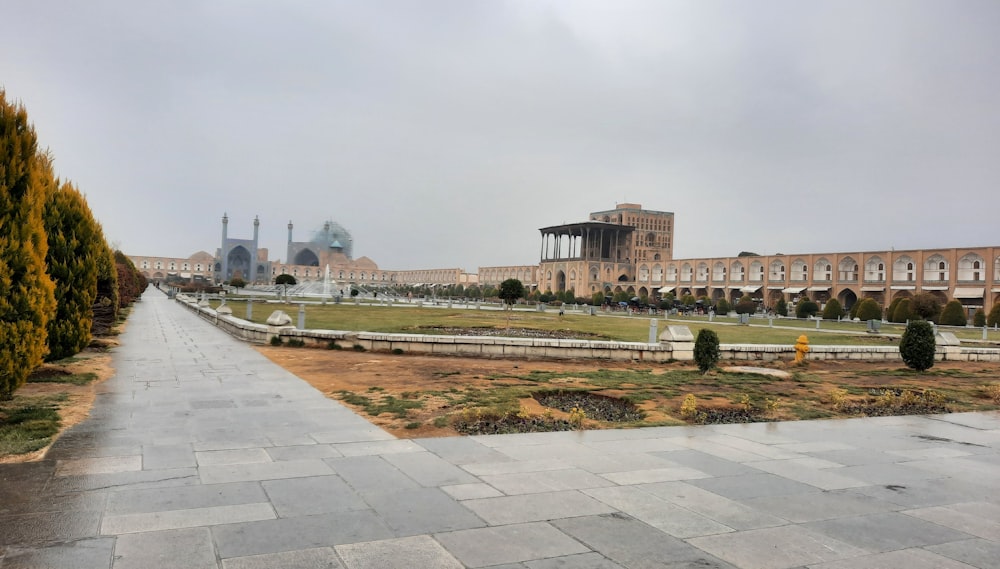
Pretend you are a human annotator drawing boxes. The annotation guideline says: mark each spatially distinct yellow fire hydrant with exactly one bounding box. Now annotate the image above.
[794,334,810,363]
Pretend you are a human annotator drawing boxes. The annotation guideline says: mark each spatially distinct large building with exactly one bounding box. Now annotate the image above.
[519,203,999,315]
[131,205,1000,315]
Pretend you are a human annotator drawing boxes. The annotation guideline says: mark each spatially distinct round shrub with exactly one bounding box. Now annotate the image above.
[938,300,967,327]
[715,298,730,314]
[886,298,903,323]
[735,300,756,315]
[821,298,845,320]
[693,329,720,373]
[854,298,882,322]
[900,319,936,371]
[795,299,819,318]
[775,299,788,316]
[892,298,912,323]
[989,304,1000,327]
[974,308,987,327]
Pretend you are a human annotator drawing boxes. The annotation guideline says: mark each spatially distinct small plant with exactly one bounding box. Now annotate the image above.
[269,336,283,346]
[432,416,449,428]
[988,303,1000,327]
[829,388,848,410]
[693,329,720,373]
[404,422,421,430]
[981,383,1000,404]
[326,340,341,350]
[900,319,936,371]
[391,348,404,355]
[680,394,699,419]
[568,406,586,429]
[352,344,366,352]
[286,338,306,348]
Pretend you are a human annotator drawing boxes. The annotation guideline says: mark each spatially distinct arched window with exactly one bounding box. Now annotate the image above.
[769,260,785,280]
[838,257,857,281]
[681,263,693,282]
[712,262,726,281]
[791,259,807,281]
[696,262,709,281]
[750,261,764,282]
[958,254,985,281]
[865,257,885,281]
[731,261,745,282]
[666,264,678,281]
[924,255,948,281]
[892,256,915,282]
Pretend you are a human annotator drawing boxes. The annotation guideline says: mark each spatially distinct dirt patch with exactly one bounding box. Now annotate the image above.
[0,345,117,464]
[256,346,1000,438]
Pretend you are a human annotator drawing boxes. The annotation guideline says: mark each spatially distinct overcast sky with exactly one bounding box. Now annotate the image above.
[3,1,999,271]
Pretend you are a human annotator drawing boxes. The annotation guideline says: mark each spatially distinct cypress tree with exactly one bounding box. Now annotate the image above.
[973,308,986,327]
[91,236,119,336]
[0,91,57,399]
[43,180,102,360]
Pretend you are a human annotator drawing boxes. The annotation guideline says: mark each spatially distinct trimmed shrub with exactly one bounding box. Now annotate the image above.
[854,298,882,322]
[892,298,912,324]
[900,319,936,371]
[989,304,1000,327]
[735,300,756,315]
[714,298,730,314]
[849,300,861,320]
[822,298,845,320]
[886,298,903,323]
[938,300,967,327]
[973,309,986,327]
[775,299,788,316]
[0,92,57,399]
[795,299,819,318]
[693,329,720,373]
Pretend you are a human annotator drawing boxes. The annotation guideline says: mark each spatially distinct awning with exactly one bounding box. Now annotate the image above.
[922,286,948,291]
[993,288,1000,294]
[781,287,806,294]
[180,272,192,278]
[740,285,761,293]
[953,287,985,298]
[657,286,675,293]
[727,285,742,289]
[807,286,831,292]
[766,286,784,290]
[861,286,884,292]
[890,285,916,290]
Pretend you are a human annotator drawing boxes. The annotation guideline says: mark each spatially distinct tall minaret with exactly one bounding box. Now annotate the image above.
[250,215,260,282]
[287,220,294,262]
[220,213,229,283]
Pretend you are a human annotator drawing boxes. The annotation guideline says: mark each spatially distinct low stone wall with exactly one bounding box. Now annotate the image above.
[175,294,1000,363]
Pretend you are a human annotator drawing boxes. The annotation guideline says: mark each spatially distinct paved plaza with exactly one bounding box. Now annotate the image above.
[1,293,998,569]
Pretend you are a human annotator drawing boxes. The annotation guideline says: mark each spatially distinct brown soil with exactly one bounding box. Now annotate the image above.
[256,346,1000,438]
[0,344,117,464]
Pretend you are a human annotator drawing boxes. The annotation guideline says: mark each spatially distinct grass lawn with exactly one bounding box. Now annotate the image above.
[213,300,909,345]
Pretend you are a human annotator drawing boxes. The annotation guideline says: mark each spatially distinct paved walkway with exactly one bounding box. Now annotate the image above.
[1,293,999,569]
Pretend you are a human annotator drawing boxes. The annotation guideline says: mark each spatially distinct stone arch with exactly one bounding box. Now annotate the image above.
[227,246,251,279]
[749,261,764,282]
[790,259,807,281]
[293,248,320,267]
[652,264,663,282]
[769,260,785,280]
[712,262,726,281]
[838,257,858,282]
[892,255,915,282]
[924,255,948,281]
[928,290,948,305]
[892,289,913,302]
[731,260,745,281]
[767,289,783,305]
[814,258,832,281]
[555,270,566,292]
[638,264,649,282]
[838,288,858,311]
[638,286,649,298]
[696,262,709,281]
[618,273,630,282]
[653,253,661,261]
[153,271,164,279]
[681,263,693,282]
[711,288,726,301]
[958,253,985,281]
[864,256,885,281]
[666,264,678,281]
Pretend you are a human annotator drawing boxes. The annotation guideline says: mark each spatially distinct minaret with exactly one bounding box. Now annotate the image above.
[220,213,229,283]
[250,215,260,282]
[287,220,294,262]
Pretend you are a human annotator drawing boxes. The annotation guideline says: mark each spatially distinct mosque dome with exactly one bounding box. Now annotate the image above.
[310,220,353,259]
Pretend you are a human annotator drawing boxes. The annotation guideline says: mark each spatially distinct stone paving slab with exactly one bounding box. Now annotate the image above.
[1,293,999,569]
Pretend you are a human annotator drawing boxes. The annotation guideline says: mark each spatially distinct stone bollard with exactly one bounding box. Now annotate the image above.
[298,303,305,329]
[769,317,773,327]
[648,318,658,344]
[984,326,989,341]
[246,298,253,320]
[816,318,820,330]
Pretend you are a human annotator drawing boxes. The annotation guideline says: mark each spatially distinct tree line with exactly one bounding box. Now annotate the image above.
[1,90,146,400]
